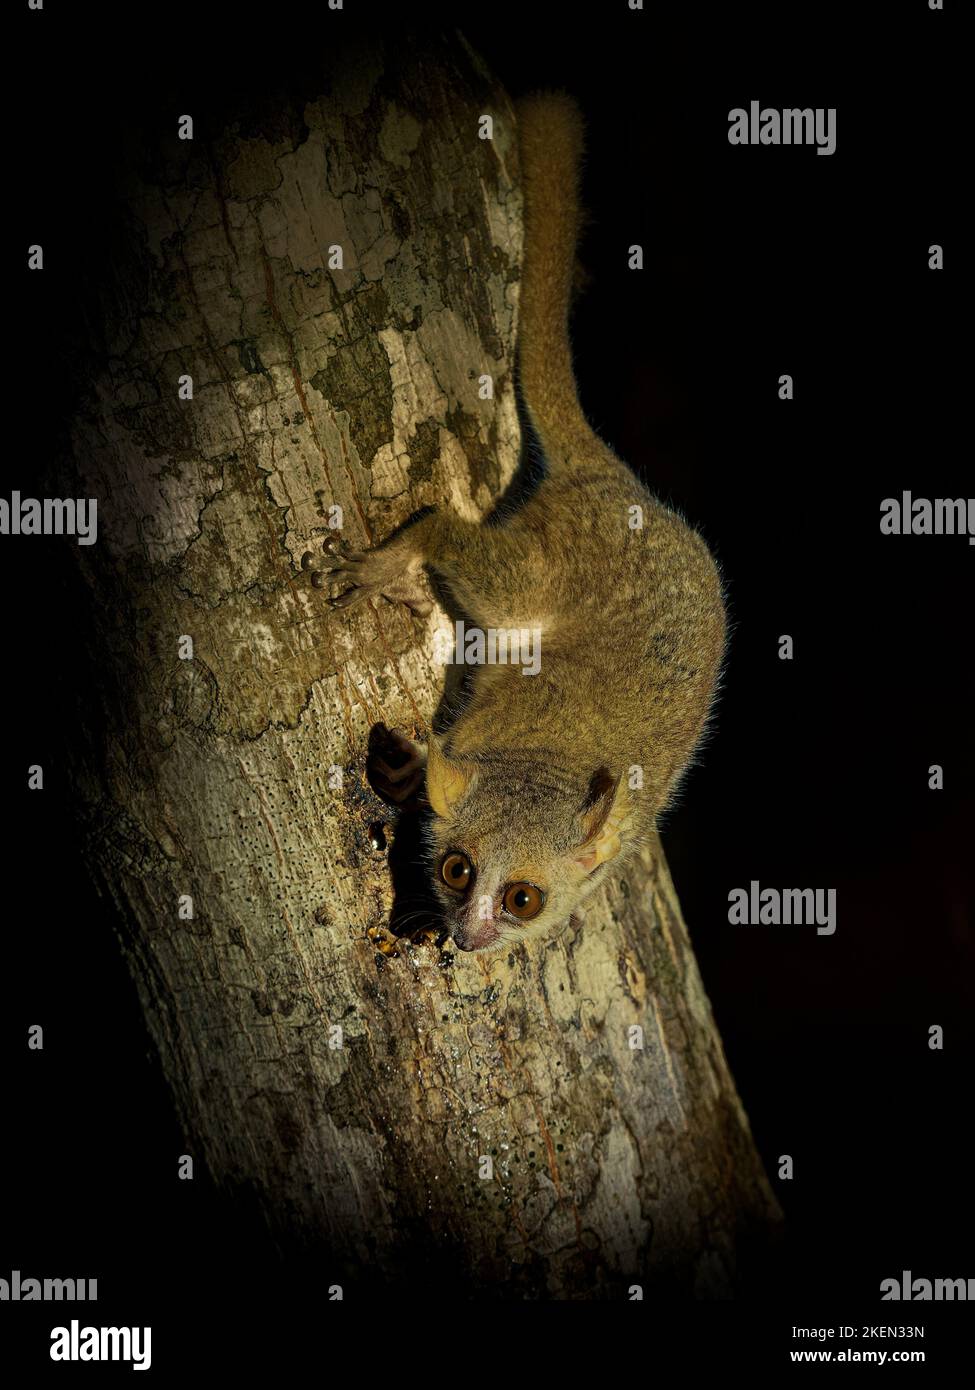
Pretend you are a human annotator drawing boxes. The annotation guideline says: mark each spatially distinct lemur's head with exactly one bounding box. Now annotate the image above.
[423,737,631,952]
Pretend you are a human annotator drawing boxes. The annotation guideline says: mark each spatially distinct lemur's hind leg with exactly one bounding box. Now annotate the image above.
[312,511,540,628]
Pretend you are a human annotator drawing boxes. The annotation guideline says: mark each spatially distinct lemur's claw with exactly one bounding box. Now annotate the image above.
[328,585,372,610]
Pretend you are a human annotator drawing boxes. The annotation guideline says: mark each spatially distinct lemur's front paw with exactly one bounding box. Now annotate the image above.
[367,724,427,808]
[306,535,433,618]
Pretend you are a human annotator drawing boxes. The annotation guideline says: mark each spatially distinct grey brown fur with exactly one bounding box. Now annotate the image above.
[319,93,726,952]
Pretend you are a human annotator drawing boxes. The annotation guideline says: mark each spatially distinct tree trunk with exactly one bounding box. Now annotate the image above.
[64,32,780,1298]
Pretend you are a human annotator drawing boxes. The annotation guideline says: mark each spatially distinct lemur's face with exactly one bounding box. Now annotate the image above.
[424,740,626,953]
[427,829,588,952]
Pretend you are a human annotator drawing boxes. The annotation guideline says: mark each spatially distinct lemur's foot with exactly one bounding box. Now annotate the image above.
[307,534,433,618]
[367,724,427,808]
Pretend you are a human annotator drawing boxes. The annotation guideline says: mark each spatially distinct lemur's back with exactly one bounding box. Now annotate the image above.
[325,92,725,791]
[459,93,727,811]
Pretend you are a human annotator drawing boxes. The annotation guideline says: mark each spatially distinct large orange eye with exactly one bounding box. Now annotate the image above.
[502,882,545,920]
[440,852,473,892]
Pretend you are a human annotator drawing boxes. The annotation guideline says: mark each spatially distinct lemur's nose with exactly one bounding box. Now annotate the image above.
[452,920,500,952]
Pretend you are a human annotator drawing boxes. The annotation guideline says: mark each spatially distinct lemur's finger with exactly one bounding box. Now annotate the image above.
[328,586,371,609]
[372,755,423,784]
[320,554,367,577]
[322,534,342,554]
[405,598,433,618]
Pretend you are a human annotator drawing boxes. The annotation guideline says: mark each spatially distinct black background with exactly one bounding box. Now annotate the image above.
[5,0,971,1372]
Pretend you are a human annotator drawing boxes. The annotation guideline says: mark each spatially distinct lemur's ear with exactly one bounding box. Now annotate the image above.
[572,767,626,873]
[425,736,477,818]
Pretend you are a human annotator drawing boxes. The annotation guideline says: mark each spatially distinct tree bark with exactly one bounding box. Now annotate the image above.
[64,32,780,1298]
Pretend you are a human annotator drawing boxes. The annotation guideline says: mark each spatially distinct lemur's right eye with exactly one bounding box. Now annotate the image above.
[440,852,473,892]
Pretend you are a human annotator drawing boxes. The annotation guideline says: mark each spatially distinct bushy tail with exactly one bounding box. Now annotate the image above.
[516,92,592,463]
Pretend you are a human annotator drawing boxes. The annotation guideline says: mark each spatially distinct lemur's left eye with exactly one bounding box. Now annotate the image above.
[503,882,545,920]
[440,852,473,892]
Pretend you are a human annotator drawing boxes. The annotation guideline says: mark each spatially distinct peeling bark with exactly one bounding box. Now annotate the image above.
[63,33,780,1298]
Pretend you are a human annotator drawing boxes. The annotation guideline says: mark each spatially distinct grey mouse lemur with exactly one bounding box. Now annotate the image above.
[317,92,726,953]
